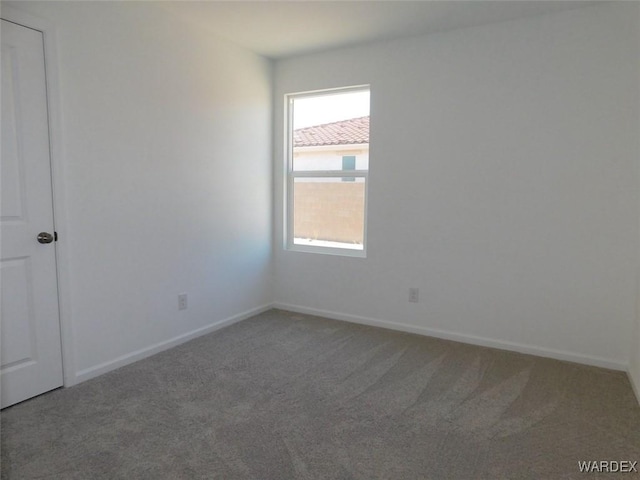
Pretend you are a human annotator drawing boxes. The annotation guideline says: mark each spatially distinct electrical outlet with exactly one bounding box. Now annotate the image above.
[178,293,188,310]
[409,288,419,303]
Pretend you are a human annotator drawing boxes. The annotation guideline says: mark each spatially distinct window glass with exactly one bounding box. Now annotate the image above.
[286,87,370,255]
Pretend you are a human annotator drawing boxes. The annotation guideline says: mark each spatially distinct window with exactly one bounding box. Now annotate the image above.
[285,86,370,256]
[342,156,356,182]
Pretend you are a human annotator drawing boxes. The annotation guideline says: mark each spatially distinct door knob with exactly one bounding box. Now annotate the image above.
[37,232,54,244]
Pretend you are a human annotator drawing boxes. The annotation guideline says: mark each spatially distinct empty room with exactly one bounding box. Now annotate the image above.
[1,1,639,478]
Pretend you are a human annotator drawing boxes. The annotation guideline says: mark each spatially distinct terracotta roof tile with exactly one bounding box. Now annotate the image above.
[293,116,369,148]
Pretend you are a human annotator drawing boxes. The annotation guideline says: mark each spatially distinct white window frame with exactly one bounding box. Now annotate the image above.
[285,85,370,257]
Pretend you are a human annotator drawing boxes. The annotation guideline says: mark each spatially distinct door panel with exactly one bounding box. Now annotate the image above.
[1,19,63,408]
[1,258,37,368]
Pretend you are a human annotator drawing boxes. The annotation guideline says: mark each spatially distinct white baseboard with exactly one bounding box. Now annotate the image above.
[273,302,628,372]
[72,302,633,390]
[73,304,273,385]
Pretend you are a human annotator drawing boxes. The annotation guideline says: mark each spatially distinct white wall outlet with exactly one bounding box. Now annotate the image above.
[178,293,188,310]
[409,288,419,303]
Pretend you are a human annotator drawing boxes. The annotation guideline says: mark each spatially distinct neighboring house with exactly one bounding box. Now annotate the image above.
[292,116,369,246]
[293,116,369,171]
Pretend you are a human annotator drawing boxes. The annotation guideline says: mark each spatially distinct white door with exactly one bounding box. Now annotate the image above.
[1,19,63,408]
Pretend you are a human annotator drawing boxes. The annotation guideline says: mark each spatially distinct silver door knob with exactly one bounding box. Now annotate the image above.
[37,232,54,244]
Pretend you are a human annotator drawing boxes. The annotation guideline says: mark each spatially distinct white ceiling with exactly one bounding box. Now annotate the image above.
[159,1,595,59]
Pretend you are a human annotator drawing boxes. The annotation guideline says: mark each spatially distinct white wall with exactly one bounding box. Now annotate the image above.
[6,1,273,382]
[6,1,639,388]
[274,3,640,369]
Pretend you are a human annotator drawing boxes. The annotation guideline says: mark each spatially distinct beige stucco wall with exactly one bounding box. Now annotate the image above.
[294,182,365,244]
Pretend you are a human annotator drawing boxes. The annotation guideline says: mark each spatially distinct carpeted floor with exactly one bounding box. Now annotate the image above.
[1,309,639,479]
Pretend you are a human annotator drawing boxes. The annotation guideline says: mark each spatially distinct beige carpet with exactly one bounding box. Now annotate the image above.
[2,309,639,479]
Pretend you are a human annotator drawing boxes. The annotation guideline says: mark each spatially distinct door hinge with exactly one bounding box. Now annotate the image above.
[54,231,58,242]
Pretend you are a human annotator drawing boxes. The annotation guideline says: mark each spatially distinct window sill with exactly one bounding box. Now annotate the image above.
[287,239,366,258]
